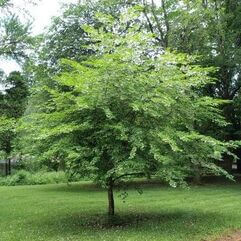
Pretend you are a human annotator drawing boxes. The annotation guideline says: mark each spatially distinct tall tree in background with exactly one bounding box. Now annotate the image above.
[138,0,241,171]
[36,0,140,73]
[0,0,35,172]
[0,0,33,61]
[0,72,28,174]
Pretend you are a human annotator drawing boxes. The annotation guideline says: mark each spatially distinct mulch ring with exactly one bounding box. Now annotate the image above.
[212,231,241,241]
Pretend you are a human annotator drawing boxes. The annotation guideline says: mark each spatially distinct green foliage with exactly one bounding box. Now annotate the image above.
[0,71,28,118]
[20,16,236,190]
[33,0,141,75]
[0,0,35,62]
[0,15,32,61]
[0,0,33,166]
[0,72,28,158]
[0,170,68,186]
[0,0,10,8]
[142,0,241,142]
[0,115,15,155]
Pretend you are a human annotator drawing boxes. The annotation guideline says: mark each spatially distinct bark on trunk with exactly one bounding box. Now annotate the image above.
[8,158,11,175]
[5,161,8,176]
[237,161,241,173]
[193,165,202,185]
[193,172,201,185]
[107,177,115,216]
[235,149,241,173]
[5,158,11,176]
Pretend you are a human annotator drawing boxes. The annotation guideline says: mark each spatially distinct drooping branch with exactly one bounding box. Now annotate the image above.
[114,172,145,182]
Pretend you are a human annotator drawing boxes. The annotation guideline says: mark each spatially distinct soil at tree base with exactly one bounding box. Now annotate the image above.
[212,231,241,241]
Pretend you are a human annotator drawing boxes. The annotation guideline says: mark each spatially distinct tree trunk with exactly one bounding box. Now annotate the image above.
[236,159,241,173]
[193,171,201,185]
[107,177,115,216]
[5,158,11,176]
[235,148,241,173]
[5,161,8,176]
[193,165,202,185]
[8,158,11,175]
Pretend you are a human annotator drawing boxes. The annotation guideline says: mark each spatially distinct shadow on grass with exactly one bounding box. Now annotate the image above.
[59,211,215,229]
[31,209,227,232]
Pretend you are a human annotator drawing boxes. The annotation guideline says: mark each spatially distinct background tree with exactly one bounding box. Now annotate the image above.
[0,72,28,174]
[140,0,241,171]
[0,0,35,173]
[35,0,141,75]
[0,0,34,61]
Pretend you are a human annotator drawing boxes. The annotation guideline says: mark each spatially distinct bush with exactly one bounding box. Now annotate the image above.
[0,171,68,186]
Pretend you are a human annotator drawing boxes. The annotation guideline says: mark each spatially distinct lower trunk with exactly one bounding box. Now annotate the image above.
[236,150,241,173]
[193,172,201,185]
[193,165,202,185]
[107,178,115,216]
[5,158,11,176]
[221,154,233,173]
[5,161,8,176]
[237,161,241,173]
[8,158,11,175]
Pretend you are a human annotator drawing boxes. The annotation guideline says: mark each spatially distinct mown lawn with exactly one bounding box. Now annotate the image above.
[0,181,241,241]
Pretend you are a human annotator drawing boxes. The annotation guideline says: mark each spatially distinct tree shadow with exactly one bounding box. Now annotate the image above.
[30,209,228,233]
[51,210,217,229]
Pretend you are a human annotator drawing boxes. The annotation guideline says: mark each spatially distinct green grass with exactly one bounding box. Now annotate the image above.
[0,181,241,241]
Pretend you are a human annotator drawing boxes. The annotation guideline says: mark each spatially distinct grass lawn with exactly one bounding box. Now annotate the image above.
[0,181,241,241]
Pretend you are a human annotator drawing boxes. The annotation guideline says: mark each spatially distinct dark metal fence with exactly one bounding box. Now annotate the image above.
[0,160,11,176]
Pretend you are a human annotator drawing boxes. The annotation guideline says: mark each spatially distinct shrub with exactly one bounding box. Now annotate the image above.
[0,171,69,186]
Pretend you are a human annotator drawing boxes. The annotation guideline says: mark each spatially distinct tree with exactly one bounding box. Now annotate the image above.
[0,0,34,61]
[20,17,236,216]
[0,72,28,117]
[0,0,37,173]
[128,0,241,173]
[18,0,146,170]
[35,0,141,74]
[0,72,28,174]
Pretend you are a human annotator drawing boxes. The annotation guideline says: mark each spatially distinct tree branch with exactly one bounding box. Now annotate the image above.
[142,0,162,44]
[150,0,167,48]
[114,172,145,182]
[230,84,241,99]
[161,0,169,47]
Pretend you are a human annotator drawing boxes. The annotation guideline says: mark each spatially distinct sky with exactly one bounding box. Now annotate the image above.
[1,0,77,74]
[30,0,77,35]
